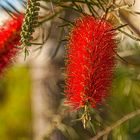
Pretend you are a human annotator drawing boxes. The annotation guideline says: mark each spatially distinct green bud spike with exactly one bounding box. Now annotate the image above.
[20,0,41,48]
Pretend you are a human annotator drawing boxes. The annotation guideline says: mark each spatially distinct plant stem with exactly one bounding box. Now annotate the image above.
[91,109,140,140]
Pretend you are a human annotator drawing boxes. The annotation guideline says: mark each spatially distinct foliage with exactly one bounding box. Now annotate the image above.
[0,0,140,140]
[0,65,32,140]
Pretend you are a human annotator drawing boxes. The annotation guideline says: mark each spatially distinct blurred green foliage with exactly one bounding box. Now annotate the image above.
[95,64,140,140]
[0,65,32,140]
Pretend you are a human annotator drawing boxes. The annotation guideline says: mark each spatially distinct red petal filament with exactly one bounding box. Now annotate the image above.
[65,16,116,110]
[0,14,23,75]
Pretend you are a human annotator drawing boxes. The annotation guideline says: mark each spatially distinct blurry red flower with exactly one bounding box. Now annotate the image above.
[65,16,116,110]
[0,14,23,75]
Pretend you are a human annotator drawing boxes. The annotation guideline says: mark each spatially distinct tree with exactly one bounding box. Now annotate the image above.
[1,0,140,140]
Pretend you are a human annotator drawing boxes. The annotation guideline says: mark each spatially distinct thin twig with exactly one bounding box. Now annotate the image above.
[91,109,140,140]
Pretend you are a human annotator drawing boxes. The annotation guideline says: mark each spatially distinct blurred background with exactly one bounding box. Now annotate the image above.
[0,0,140,140]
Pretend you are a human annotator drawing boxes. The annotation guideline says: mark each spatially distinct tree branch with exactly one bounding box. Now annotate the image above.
[91,109,140,140]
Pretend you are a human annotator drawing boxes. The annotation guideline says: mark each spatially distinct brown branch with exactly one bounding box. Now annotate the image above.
[91,109,140,140]
[119,9,140,37]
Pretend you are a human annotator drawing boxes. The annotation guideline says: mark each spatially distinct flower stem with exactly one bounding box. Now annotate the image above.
[91,109,140,140]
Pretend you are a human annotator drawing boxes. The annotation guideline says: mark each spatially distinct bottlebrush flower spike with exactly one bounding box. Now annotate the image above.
[0,14,23,75]
[65,16,116,112]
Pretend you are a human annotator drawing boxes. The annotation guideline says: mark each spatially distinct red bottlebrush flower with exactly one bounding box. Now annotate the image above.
[0,14,23,75]
[65,16,116,110]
